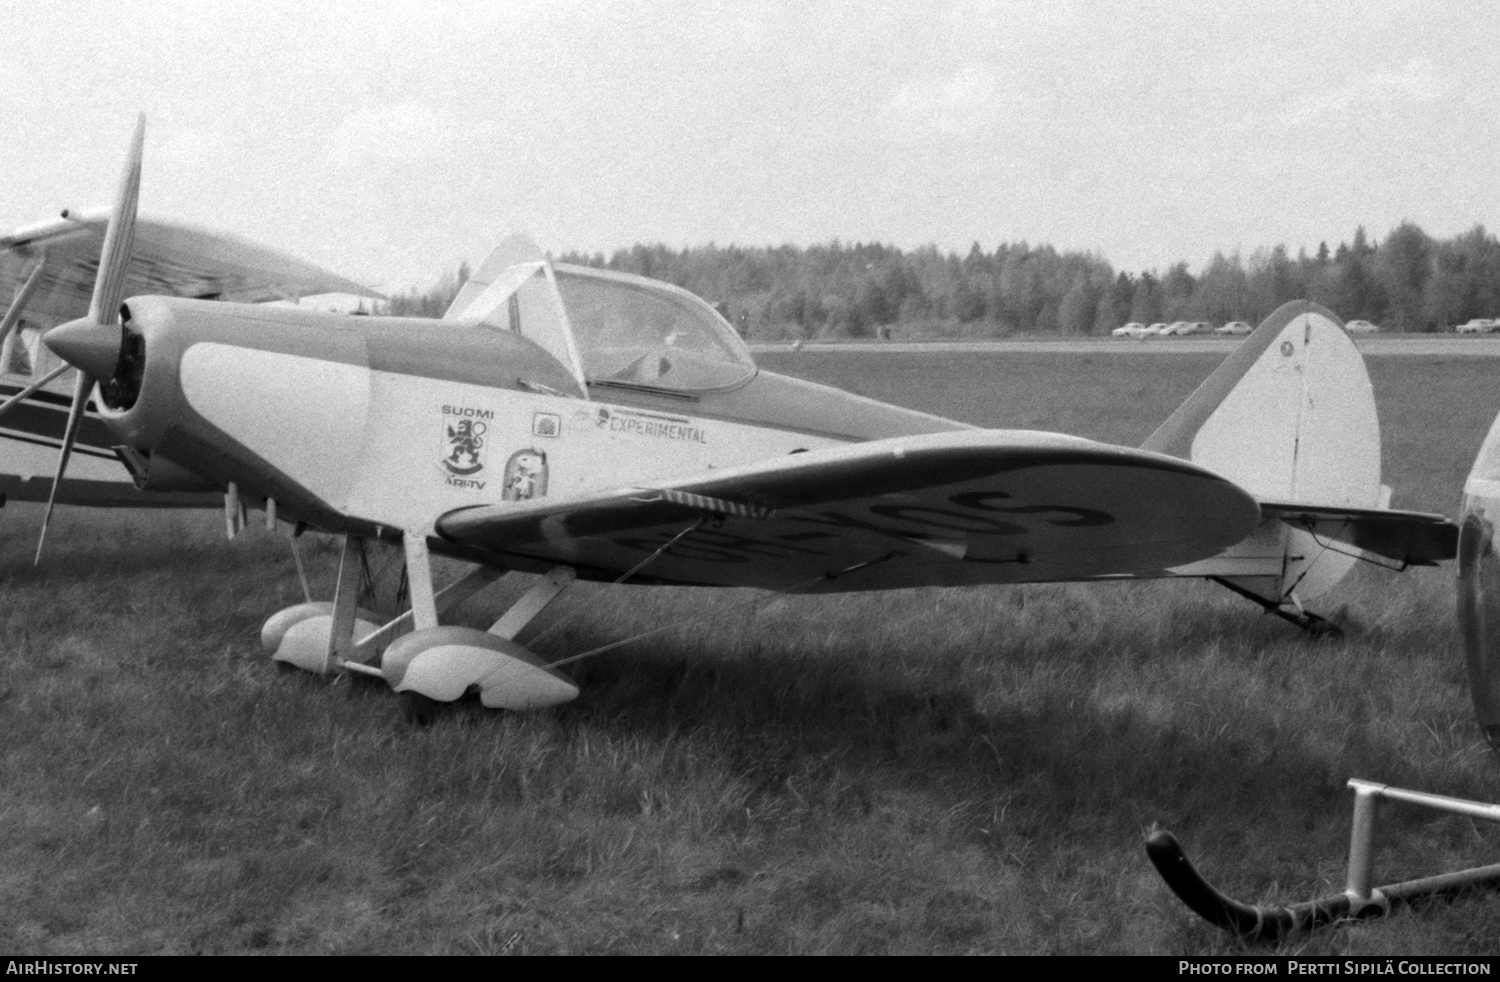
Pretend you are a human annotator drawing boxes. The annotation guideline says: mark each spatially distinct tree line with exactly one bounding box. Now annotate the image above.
[385,222,1500,338]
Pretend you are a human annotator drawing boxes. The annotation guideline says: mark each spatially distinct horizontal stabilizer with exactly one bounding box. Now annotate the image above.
[1259,500,1458,567]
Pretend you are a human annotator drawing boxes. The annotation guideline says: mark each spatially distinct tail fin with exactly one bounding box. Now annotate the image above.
[443,233,545,320]
[1147,301,1384,602]
[1143,300,1381,507]
[440,233,586,391]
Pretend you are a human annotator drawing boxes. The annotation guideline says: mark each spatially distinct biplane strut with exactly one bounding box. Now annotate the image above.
[1149,779,1500,940]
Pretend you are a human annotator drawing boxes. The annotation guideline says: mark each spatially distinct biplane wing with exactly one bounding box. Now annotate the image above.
[0,204,377,509]
[436,430,1263,592]
[0,209,376,325]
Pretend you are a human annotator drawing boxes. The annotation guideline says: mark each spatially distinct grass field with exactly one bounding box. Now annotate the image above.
[5,349,1500,955]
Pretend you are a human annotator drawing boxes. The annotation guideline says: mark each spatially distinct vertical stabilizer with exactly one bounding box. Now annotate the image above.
[1148,301,1383,603]
[1143,300,1380,506]
[440,233,586,391]
[444,233,545,320]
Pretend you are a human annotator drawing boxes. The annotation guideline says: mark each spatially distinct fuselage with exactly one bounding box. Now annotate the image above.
[86,295,970,544]
[45,288,1268,590]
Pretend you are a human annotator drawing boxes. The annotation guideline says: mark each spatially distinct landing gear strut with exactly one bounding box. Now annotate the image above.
[264,531,580,719]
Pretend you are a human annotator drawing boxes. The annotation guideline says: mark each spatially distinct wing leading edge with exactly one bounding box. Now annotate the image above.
[437,431,1263,591]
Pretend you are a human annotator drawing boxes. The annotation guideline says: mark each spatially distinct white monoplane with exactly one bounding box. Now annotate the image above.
[32,119,1462,724]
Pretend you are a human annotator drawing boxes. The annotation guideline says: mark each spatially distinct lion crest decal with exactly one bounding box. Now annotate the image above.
[441,417,488,477]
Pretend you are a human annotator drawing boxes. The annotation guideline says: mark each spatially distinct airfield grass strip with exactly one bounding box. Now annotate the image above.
[3,352,1500,953]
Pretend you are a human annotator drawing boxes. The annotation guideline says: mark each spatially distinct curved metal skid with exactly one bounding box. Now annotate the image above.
[1146,831,1372,941]
[1150,780,1500,940]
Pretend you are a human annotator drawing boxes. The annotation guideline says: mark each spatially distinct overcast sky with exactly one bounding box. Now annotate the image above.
[2,0,1495,292]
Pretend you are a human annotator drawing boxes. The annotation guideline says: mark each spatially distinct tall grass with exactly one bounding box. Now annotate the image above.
[3,349,1500,954]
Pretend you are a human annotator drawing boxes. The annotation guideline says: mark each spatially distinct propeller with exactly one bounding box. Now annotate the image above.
[34,114,145,564]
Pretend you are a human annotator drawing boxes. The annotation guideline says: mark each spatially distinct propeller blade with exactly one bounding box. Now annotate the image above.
[89,114,144,325]
[34,114,145,564]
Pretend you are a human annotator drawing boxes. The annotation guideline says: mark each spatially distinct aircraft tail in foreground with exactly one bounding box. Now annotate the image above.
[1458,414,1500,746]
[1146,301,1454,628]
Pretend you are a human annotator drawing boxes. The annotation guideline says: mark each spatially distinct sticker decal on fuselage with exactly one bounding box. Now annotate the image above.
[503,448,548,501]
[579,405,707,445]
[440,405,493,490]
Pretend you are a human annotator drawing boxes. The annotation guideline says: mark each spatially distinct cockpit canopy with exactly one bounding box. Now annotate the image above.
[452,258,756,394]
[554,264,756,391]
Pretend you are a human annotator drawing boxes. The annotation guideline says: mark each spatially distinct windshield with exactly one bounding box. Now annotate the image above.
[552,264,756,391]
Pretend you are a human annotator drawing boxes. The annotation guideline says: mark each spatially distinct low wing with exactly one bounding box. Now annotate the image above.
[437,431,1262,592]
[1258,500,1458,568]
[1,210,377,327]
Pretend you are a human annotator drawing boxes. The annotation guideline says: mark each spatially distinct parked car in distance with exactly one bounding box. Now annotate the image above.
[1457,318,1498,334]
[1346,320,1379,334]
[1145,322,1170,336]
[1215,321,1252,335]
[1178,321,1211,335]
[1111,322,1147,338]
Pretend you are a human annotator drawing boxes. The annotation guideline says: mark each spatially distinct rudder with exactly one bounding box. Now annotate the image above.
[1146,301,1384,603]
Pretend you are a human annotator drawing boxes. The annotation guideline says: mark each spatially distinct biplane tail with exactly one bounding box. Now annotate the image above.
[1145,301,1454,626]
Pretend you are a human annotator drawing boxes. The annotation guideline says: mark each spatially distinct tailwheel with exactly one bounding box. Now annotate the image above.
[1209,576,1344,640]
[1300,612,1344,641]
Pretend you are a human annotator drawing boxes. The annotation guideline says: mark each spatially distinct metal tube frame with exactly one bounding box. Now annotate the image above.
[1148,777,1500,941]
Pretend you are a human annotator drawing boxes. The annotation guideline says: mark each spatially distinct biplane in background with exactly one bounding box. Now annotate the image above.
[0,182,374,517]
[27,116,1479,730]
